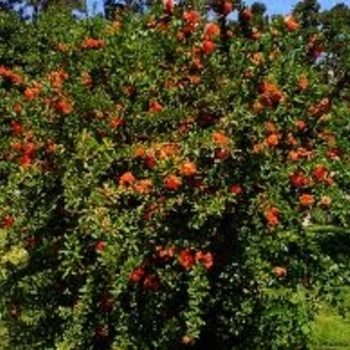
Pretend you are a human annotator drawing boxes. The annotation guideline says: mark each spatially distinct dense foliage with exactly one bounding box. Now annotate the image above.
[1,2,350,349]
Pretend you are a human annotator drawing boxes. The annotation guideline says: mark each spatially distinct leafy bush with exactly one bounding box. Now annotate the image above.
[1,4,350,349]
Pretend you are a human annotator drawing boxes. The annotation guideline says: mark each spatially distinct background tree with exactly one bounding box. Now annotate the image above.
[319,3,350,87]
[0,0,17,11]
[39,0,85,13]
[293,0,321,29]
[251,1,266,16]
[251,1,267,30]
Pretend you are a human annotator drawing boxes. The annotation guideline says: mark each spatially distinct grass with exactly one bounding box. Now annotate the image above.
[313,307,350,349]
[313,287,350,349]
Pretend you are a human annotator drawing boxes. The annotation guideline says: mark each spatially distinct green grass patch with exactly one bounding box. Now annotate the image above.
[313,288,350,349]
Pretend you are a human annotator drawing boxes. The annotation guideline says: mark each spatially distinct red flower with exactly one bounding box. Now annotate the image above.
[204,23,220,40]
[183,10,201,27]
[297,74,309,90]
[284,14,299,31]
[156,245,175,259]
[230,184,242,195]
[2,215,15,228]
[287,133,298,146]
[81,38,106,49]
[134,145,146,158]
[145,154,157,169]
[289,171,312,188]
[264,207,279,226]
[201,40,216,55]
[148,100,163,113]
[179,161,197,177]
[178,249,195,270]
[130,267,145,283]
[309,97,331,118]
[164,174,182,190]
[163,0,174,13]
[313,164,328,181]
[0,66,23,84]
[259,81,283,106]
[55,100,73,114]
[13,103,23,114]
[295,120,306,130]
[11,121,23,135]
[11,142,22,152]
[195,251,213,270]
[10,74,22,84]
[264,121,276,133]
[24,86,41,100]
[23,142,35,156]
[95,240,107,252]
[273,266,287,278]
[119,171,136,187]
[212,131,230,146]
[299,194,314,207]
[19,154,32,168]
[56,43,69,52]
[110,118,124,129]
[133,179,153,194]
[265,133,279,147]
[192,58,203,70]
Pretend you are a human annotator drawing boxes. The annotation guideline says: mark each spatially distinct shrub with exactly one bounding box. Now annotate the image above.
[1,4,350,349]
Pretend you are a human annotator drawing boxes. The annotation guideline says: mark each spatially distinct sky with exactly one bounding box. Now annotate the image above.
[247,0,347,15]
[85,0,349,18]
[13,0,348,18]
